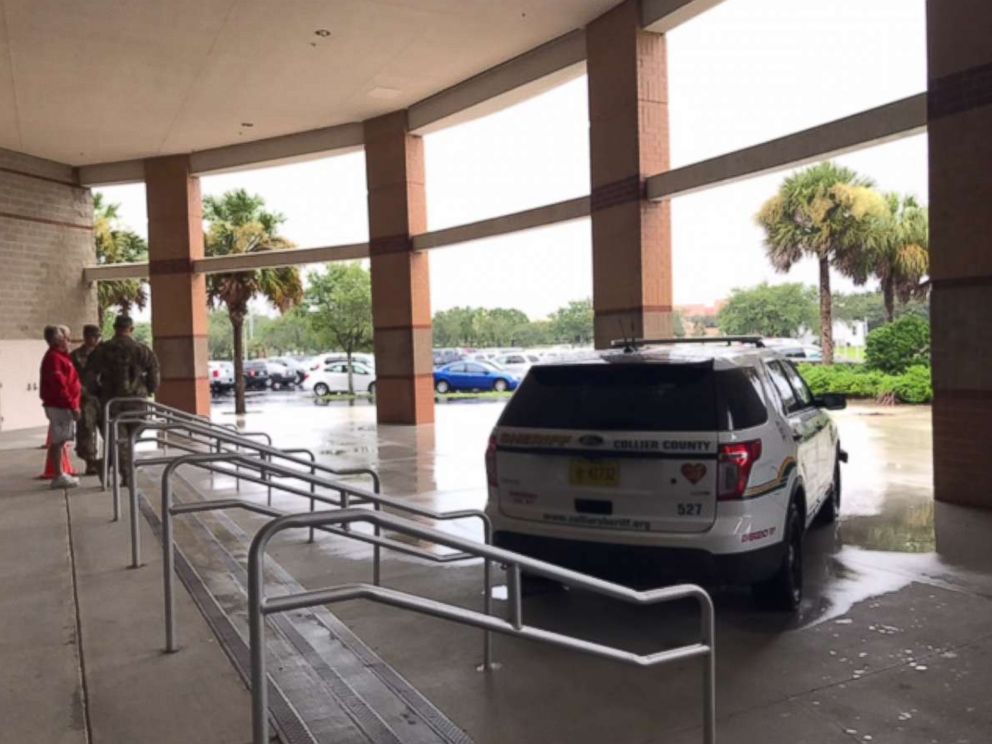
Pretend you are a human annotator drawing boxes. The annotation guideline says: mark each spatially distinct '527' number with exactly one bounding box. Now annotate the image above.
[677,503,702,516]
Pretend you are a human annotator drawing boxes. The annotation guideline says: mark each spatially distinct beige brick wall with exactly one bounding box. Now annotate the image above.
[0,147,96,430]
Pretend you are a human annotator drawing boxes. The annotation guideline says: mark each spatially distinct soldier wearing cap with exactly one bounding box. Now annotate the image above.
[85,315,160,485]
[70,323,103,474]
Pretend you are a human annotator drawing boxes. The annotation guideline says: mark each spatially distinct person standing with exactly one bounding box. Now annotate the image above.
[40,325,82,489]
[70,324,103,475]
[85,315,159,486]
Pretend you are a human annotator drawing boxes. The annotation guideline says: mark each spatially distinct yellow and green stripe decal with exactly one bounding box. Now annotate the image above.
[744,457,797,498]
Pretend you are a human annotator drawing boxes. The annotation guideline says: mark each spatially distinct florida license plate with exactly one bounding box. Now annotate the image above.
[569,459,620,487]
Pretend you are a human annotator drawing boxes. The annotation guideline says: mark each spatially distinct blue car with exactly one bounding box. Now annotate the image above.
[434,361,520,394]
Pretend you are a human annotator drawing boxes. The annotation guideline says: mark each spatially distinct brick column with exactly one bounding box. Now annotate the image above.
[363,112,434,425]
[927,1,992,508]
[586,0,672,349]
[144,155,210,415]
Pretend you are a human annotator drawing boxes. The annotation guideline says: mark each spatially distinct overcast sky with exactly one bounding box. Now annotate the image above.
[97,0,927,320]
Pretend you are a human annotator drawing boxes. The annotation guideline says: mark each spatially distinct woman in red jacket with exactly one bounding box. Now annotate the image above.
[40,325,81,489]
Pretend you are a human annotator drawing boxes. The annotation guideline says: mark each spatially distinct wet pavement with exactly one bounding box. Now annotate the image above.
[5,392,991,743]
[199,392,992,743]
[211,392,990,619]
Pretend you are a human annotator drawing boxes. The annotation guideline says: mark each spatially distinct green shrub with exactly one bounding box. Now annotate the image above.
[797,363,932,404]
[865,316,930,374]
[891,365,933,404]
[798,364,885,398]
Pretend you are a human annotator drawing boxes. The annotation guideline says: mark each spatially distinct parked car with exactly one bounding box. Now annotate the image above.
[433,361,520,394]
[307,352,375,372]
[243,360,270,390]
[208,361,235,394]
[764,339,822,363]
[268,356,307,384]
[433,348,466,367]
[493,351,543,377]
[485,338,847,611]
[302,360,376,396]
[264,360,297,389]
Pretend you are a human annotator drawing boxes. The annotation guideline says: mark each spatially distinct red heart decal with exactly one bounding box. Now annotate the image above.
[681,463,707,485]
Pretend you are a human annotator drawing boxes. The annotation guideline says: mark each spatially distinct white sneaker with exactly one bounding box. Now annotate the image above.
[50,474,79,489]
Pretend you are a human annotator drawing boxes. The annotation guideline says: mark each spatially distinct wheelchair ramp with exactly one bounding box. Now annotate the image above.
[137,471,473,744]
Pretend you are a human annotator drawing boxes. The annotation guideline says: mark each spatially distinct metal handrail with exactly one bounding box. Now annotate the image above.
[118,417,379,567]
[158,452,492,666]
[103,398,276,500]
[128,433,318,512]
[116,411,288,501]
[101,397,241,489]
[110,412,274,527]
[106,404,378,545]
[248,509,716,744]
[108,402,378,490]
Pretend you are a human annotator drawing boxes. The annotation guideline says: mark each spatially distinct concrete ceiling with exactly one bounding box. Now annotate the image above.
[0,0,617,167]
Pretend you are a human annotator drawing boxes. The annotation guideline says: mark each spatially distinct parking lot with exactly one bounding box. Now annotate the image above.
[200,392,992,742]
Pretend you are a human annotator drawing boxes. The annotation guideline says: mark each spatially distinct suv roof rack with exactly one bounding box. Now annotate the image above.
[610,336,766,352]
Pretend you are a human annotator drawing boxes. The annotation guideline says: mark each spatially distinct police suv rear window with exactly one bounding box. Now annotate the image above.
[718,368,769,429]
[501,363,767,432]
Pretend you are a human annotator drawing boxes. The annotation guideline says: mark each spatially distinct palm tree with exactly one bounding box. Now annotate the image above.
[93,193,148,327]
[203,189,303,414]
[755,162,887,364]
[873,194,929,323]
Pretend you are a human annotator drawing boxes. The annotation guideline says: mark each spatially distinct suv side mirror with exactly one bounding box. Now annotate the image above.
[815,393,847,411]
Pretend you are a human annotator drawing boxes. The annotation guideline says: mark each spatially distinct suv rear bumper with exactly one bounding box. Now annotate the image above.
[493,530,785,586]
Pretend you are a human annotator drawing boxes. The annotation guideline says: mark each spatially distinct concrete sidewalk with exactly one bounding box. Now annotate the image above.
[0,435,251,744]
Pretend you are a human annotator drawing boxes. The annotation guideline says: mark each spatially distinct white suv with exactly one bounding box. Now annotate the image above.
[485,338,847,610]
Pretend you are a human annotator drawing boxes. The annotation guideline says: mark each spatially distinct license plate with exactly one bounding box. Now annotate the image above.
[569,458,620,487]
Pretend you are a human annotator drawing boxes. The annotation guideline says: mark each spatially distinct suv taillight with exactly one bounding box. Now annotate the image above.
[717,440,762,500]
[485,435,498,487]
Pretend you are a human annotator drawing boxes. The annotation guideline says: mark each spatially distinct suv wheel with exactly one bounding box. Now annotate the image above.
[753,498,804,611]
[817,457,841,525]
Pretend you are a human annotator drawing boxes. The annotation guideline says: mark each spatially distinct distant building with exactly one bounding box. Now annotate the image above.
[677,302,725,337]
[799,320,868,348]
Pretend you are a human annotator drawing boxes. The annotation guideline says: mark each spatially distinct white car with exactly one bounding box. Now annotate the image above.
[485,338,846,610]
[208,361,235,394]
[302,360,376,396]
[307,352,375,372]
[493,351,543,377]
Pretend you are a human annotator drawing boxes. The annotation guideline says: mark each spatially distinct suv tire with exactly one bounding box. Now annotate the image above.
[753,497,804,611]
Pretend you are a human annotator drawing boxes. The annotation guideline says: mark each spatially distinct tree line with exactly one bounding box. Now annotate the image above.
[716,283,928,340]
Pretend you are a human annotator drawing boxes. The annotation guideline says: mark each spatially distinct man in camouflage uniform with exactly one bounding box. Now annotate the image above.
[70,324,103,475]
[85,315,160,486]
